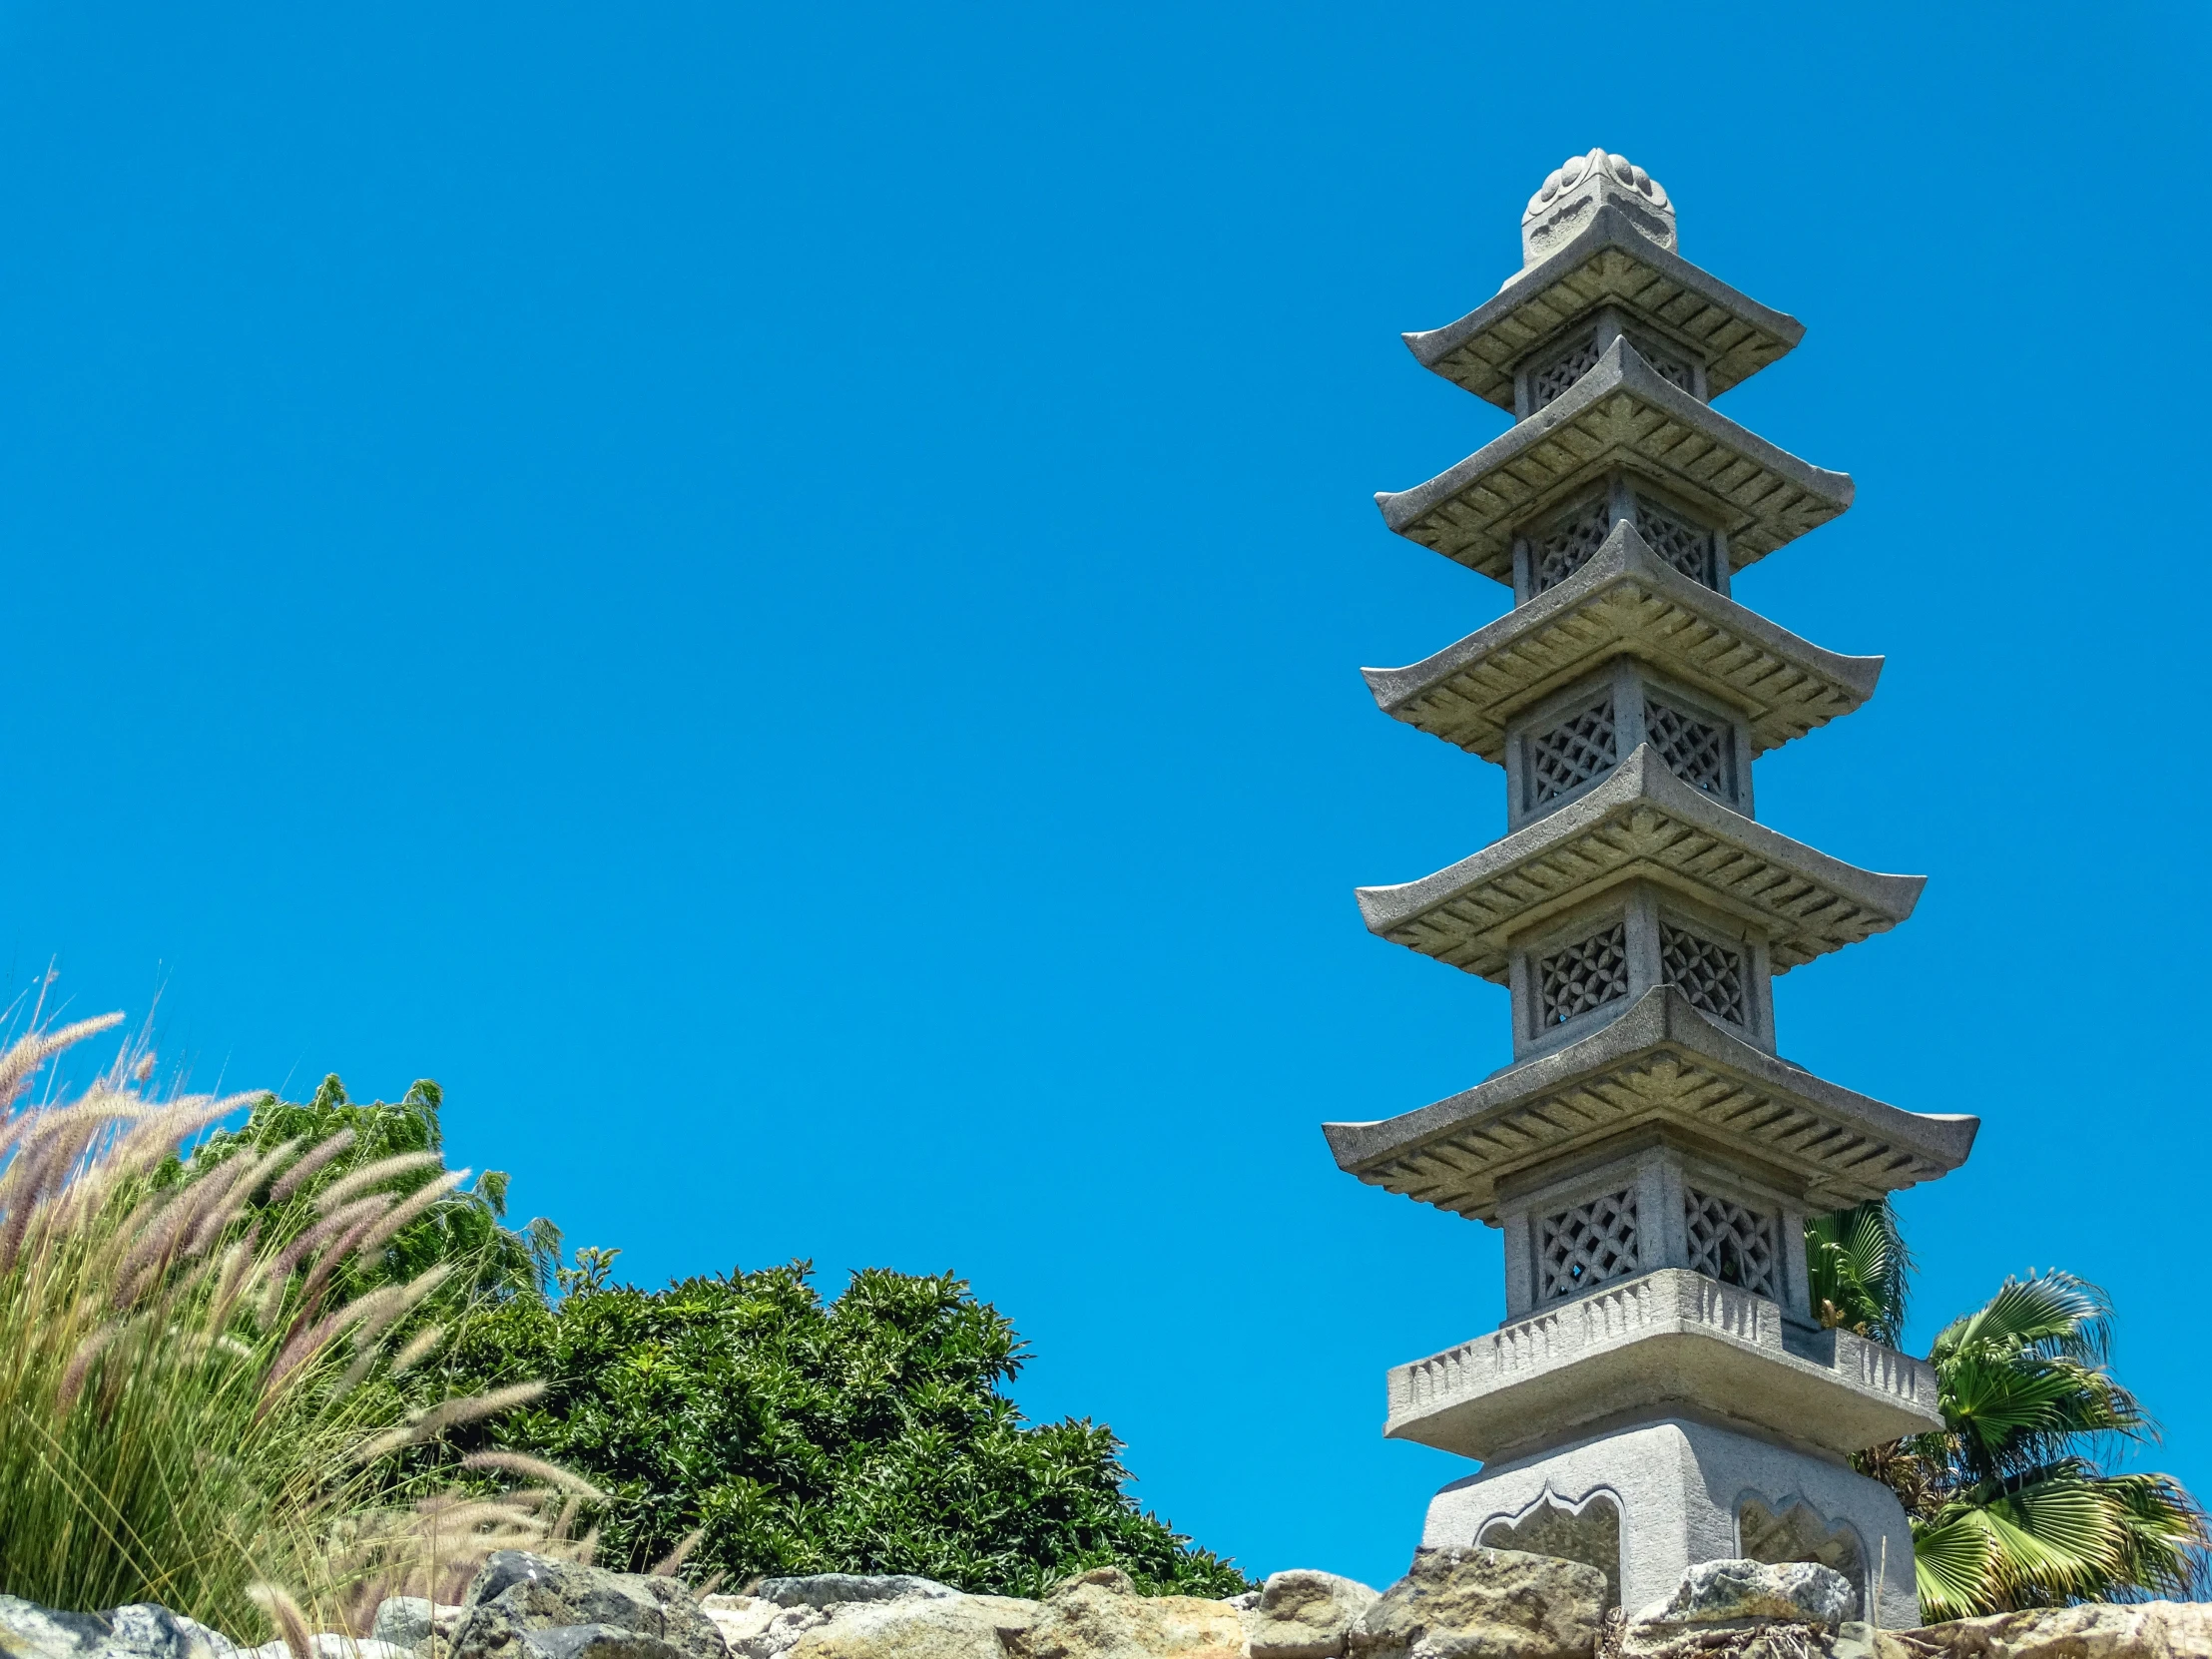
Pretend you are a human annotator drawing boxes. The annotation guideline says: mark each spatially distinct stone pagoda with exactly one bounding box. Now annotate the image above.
[1325,151,1975,1629]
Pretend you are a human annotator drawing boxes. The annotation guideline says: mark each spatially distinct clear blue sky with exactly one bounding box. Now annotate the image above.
[2,0,2206,1594]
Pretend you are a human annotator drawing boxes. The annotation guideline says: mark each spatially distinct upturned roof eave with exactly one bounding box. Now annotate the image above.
[1402,206,1808,408]
[1319,985,1979,1218]
[1358,522,1884,762]
[1374,339,1855,584]
[1353,746,1925,976]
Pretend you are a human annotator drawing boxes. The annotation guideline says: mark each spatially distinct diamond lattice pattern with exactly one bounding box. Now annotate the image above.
[1625,331,1696,393]
[1529,331,1602,410]
[1685,1188,1778,1299]
[1538,921,1630,1027]
[1541,1188,1639,1301]
[1530,492,1612,593]
[1633,493,1715,587]
[1660,920,1747,1025]
[1527,698,1618,809]
[1643,698,1731,799]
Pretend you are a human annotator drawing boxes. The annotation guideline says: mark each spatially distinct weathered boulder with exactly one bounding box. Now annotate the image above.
[1004,1569,1243,1659]
[700,1600,784,1658]
[1244,1573,1381,1659]
[449,1555,724,1659]
[759,1586,958,1614]
[371,1602,466,1654]
[517,1631,689,1659]
[715,1605,827,1659]
[1348,1547,1605,1659]
[1892,1603,2212,1659]
[0,1603,409,1659]
[0,1600,242,1659]
[781,1599,1015,1659]
[1630,1562,1855,1634]
[706,1587,1044,1659]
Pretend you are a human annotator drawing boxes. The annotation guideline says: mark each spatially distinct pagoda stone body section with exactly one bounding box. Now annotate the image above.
[1326,152,1977,1629]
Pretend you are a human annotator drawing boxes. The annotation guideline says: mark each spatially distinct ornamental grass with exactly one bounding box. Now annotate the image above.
[0,1012,589,1639]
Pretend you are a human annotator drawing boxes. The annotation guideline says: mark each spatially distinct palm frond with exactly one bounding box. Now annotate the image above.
[1913,1509,1997,1623]
[1806,1200,1912,1347]
[1933,1273,2111,1368]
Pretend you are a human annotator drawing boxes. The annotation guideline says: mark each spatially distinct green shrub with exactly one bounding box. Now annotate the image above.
[432,1260,1254,1597]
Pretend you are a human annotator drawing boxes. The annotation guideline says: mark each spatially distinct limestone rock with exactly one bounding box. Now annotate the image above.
[372,1602,466,1653]
[1005,1568,1243,1659]
[1350,1547,1604,1659]
[705,1585,1045,1659]
[1631,1561,1854,1634]
[759,1586,957,1614]
[512,1629,689,1659]
[450,1555,724,1659]
[1244,1573,1382,1659]
[0,1603,416,1659]
[0,1600,242,1659]
[1893,1603,2212,1659]
[783,1600,1010,1659]
[719,1607,827,1659]
[701,1601,784,1656]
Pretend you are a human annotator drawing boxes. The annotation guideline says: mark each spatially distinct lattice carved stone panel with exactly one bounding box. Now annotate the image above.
[1685,1187,1778,1299]
[1527,697,1618,809]
[1528,331,1602,411]
[1659,920,1748,1024]
[1633,493,1716,587]
[1644,699,1731,799]
[1626,332,1696,393]
[1538,922,1629,1027]
[1540,1188,1638,1301]
[1531,493,1612,593]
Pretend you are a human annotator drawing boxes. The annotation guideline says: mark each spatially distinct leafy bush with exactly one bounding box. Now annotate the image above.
[174,1074,557,1314]
[0,1022,575,1634]
[431,1260,1254,1597]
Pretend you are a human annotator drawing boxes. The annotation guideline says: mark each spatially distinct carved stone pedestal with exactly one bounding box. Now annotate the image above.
[1422,1416,1919,1630]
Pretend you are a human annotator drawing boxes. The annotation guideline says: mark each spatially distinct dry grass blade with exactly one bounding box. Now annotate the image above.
[0,1008,562,1639]
[346,1169,467,1264]
[0,1013,125,1105]
[459,1451,606,1500]
[249,1583,314,1659]
[408,1382,546,1445]
[314,1152,442,1215]
[388,1323,446,1376]
[268,1129,357,1204]
[650,1528,704,1575]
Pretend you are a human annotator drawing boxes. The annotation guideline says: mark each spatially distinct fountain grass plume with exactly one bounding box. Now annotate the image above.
[0,1015,588,1637]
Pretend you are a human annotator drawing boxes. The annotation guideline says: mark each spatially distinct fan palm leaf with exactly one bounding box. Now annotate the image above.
[1806,1209,2208,1619]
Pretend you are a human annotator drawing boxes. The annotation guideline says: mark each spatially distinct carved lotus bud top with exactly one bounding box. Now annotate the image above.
[1521,150,1676,269]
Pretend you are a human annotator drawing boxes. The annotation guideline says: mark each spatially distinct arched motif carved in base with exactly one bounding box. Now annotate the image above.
[1478,1487,1624,1610]
[1738,1495,1867,1617]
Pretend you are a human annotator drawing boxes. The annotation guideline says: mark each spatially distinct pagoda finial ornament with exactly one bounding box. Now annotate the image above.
[1328,157,1972,1628]
[1521,149,1675,266]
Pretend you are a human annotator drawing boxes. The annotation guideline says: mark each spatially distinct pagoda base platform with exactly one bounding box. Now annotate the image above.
[1424,1415,1919,1629]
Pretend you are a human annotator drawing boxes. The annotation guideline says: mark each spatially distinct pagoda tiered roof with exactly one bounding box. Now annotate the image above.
[1322,985,1978,1220]
[1363,520,1881,762]
[1404,203,1806,410]
[1377,338,1852,584]
[1355,748,1923,978]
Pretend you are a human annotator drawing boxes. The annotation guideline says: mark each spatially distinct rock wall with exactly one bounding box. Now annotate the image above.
[6,1549,2208,1659]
